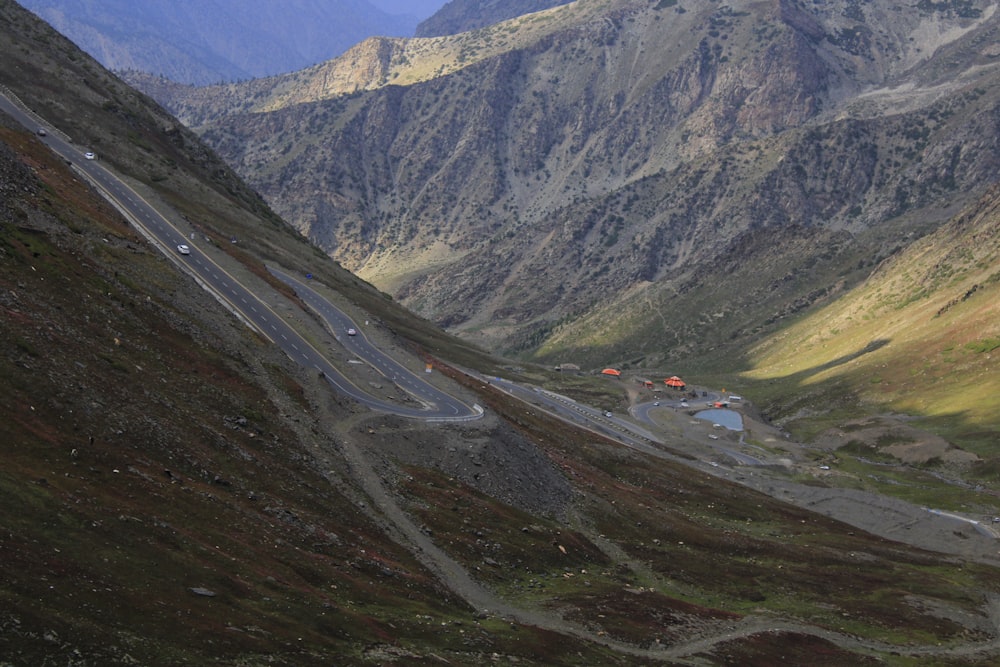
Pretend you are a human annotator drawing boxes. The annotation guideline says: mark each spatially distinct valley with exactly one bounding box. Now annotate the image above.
[2,0,1000,664]
[131,0,1000,462]
[21,68,986,572]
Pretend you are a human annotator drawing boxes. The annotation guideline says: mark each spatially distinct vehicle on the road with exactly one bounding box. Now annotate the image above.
[84,151,95,160]
[603,411,612,417]
[653,401,660,406]
[680,401,688,408]
[36,127,46,136]
[176,243,191,255]
[347,328,357,336]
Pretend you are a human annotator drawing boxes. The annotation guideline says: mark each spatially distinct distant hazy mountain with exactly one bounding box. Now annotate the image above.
[416,0,573,37]
[369,0,447,18]
[19,0,448,84]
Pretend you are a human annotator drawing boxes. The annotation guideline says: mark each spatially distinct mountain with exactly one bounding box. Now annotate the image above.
[6,0,1000,663]
[372,0,449,19]
[740,179,1000,445]
[140,0,1000,367]
[416,0,574,37]
[123,0,1000,458]
[18,0,443,85]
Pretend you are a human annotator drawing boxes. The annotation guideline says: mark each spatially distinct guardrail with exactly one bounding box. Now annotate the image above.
[0,84,72,144]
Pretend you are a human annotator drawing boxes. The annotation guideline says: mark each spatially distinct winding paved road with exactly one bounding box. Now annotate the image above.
[269,267,480,419]
[1,89,481,421]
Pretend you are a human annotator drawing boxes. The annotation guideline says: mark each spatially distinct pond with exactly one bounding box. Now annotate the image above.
[694,408,743,432]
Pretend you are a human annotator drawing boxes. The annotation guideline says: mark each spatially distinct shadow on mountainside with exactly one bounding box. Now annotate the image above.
[778,338,891,384]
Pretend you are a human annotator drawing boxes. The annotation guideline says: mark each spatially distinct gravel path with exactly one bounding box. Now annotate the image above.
[326,406,1000,663]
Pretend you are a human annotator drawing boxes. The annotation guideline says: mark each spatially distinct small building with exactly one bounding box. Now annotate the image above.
[664,375,686,389]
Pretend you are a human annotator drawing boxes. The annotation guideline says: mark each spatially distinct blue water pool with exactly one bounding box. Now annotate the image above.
[694,409,743,431]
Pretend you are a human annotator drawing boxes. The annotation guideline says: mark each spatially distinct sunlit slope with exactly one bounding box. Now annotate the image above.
[745,186,1000,452]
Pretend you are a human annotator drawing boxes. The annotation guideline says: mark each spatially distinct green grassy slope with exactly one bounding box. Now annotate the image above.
[742,185,1000,456]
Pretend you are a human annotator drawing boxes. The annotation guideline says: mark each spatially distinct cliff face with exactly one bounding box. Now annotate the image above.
[142,0,1000,363]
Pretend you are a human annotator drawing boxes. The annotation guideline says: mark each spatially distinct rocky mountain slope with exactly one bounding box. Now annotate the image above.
[138,0,1000,381]
[6,1,1000,663]
[18,0,429,84]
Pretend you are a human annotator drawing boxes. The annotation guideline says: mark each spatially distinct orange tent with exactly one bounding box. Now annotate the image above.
[664,375,685,388]
[601,368,622,377]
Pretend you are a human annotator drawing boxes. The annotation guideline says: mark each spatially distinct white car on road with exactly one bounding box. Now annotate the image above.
[176,244,191,255]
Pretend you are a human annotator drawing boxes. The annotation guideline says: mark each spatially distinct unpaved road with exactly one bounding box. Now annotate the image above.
[322,394,1000,664]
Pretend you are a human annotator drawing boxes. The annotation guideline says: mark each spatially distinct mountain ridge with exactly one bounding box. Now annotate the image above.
[123,0,1000,453]
[138,0,1000,364]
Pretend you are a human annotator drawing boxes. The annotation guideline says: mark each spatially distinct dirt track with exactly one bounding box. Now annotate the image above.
[317,387,1000,663]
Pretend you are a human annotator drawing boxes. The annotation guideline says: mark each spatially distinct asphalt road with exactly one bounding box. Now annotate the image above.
[483,377,669,455]
[1,89,481,421]
[269,268,479,419]
[0,89,757,441]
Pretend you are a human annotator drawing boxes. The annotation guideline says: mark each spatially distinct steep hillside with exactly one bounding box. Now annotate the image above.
[7,1,1000,664]
[142,0,1000,379]
[19,0,424,84]
[743,182,1000,453]
[0,115,573,665]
